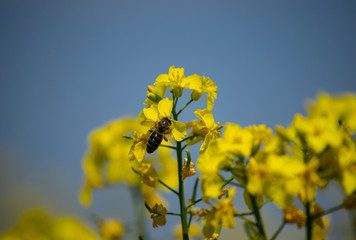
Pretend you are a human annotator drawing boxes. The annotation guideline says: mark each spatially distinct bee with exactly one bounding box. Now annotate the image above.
[146,117,172,153]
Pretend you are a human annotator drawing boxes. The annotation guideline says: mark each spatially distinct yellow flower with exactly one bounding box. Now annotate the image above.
[219,123,253,157]
[80,118,147,206]
[100,220,124,240]
[0,209,97,240]
[247,124,272,155]
[261,154,305,208]
[172,223,202,240]
[205,233,219,240]
[128,131,149,163]
[292,114,343,154]
[202,188,237,237]
[139,161,159,187]
[141,98,186,141]
[200,173,225,199]
[337,142,356,195]
[308,93,356,131]
[184,74,218,110]
[80,117,176,207]
[298,158,327,204]
[182,158,196,180]
[154,66,186,98]
[283,206,306,228]
[246,157,267,196]
[312,215,330,240]
[150,203,168,228]
[214,188,237,228]
[186,109,222,153]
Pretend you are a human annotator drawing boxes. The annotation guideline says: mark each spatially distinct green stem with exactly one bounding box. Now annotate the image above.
[306,201,312,240]
[250,193,267,239]
[188,178,200,229]
[186,198,202,209]
[234,211,254,217]
[242,164,267,239]
[271,221,286,240]
[312,204,343,219]
[177,140,189,240]
[167,212,181,216]
[177,99,194,116]
[159,144,177,150]
[158,179,179,196]
[173,102,189,240]
[221,176,234,189]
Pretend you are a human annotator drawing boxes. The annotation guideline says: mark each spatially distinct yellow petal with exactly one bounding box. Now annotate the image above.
[143,105,159,122]
[172,120,187,141]
[158,98,173,118]
[155,74,169,84]
[194,109,215,129]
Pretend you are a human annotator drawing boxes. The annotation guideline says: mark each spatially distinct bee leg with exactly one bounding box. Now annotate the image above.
[164,136,168,141]
[149,129,153,132]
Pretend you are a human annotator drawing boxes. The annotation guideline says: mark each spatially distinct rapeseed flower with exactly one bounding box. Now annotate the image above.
[0,209,97,240]
[172,223,202,240]
[186,109,222,153]
[202,188,237,237]
[308,93,356,131]
[219,123,254,157]
[154,66,186,98]
[80,117,177,207]
[100,220,124,240]
[283,206,306,228]
[292,114,343,154]
[140,98,186,141]
[184,74,218,110]
[139,161,159,187]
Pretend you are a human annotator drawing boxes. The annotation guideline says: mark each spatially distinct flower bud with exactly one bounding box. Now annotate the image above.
[191,90,203,101]
[100,220,124,240]
[147,85,163,103]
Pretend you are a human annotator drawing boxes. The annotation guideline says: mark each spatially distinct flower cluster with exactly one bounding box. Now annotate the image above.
[78,67,356,240]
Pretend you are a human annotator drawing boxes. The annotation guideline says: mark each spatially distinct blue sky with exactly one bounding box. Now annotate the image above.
[1,1,356,239]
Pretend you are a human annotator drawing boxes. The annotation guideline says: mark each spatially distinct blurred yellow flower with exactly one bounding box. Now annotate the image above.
[80,118,146,206]
[202,188,237,237]
[172,223,202,240]
[80,117,177,207]
[0,209,97,240]
[220,123,253,157]
[205,233,219,240]
[293,114,343,154]
[283,206,306,228]
[308,93,356,131]
[139,161,159,187]
[256,154,305,208]
[100,220,124,240]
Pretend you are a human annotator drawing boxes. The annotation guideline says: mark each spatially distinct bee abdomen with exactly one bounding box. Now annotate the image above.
[147,131,163,153]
